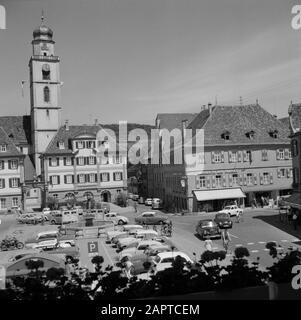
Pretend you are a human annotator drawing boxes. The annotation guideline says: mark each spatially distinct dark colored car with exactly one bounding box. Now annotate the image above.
[134,212,168,225]
[214,213,233,229]
[196,220,221,239]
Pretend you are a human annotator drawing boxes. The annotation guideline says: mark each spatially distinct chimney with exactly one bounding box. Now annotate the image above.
[65,120,69,131]
[94,119,98,126]
[273,114,277,119]
[208,103,212,115]
[156,117,161,129]
[202,105,206,111]
[182,119,188,137]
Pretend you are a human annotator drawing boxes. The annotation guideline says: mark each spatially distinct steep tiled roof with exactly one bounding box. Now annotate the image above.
[0,116,31,145]
[44,125,102,155]
[44,123,152,155]
[187,108,211,130]
[288,103,301,133]
[156,113,198,131]
[0,127,24,157]
[278,117,290,129]
[191,104,290,146]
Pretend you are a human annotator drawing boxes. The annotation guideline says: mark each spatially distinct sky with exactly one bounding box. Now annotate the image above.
[0,0,301,125]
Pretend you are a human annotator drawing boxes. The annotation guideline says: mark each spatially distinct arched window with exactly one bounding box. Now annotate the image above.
[44,86,50,102]
[42,64,50,80]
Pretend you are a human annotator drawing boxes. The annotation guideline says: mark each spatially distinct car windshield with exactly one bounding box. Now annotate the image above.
[217,213,229,219]
[201,221,215,227]
[224,206,231,210]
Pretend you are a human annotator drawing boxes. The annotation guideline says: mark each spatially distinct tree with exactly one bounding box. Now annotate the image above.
[25,259,44,278]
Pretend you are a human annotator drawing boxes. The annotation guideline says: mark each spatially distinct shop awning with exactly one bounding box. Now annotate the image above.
[283,193,301,209]
[193,188,246,202]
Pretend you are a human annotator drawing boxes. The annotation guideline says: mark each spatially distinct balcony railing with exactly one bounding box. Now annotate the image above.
[31,55,60,61]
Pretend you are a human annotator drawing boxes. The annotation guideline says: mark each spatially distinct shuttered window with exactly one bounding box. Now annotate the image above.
[0,179,5,189]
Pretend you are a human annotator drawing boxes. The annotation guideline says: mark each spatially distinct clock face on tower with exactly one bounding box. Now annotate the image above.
[42,64,50,72]
[41,43,49,51]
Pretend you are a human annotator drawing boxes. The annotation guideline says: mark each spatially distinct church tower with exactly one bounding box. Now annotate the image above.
[29,14,61,176]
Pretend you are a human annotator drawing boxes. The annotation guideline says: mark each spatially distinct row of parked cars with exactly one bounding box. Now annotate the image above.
[105,224,192,277]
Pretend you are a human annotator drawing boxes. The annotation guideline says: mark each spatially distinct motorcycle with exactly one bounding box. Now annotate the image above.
[0,236,24,251]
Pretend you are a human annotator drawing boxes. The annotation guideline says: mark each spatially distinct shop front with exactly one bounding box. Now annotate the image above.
[193,188,246,212]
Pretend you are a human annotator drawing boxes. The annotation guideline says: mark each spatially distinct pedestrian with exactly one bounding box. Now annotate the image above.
[133,201,137,213]
[204,238,213,251]
[122,257,133,279]
[293,212,298,230]
[287,208,292,225]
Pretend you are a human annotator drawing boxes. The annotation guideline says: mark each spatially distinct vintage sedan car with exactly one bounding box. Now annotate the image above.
[119,241,168,260]
[196,220,221,240]
[218,205,243,217]
[105,230,127,244]
[104,212,129,225]
[214,212,233,229]
[135,212,168,225]
[17,213,44,224]
[152,251,193,273]
[144,198,153,206]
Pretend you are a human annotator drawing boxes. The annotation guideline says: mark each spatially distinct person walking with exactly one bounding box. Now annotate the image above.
[204,238,213,251]
[293,212,298,230]
[133,201,137,213]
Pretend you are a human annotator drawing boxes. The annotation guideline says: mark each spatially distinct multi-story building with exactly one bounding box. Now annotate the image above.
[285,103,301,212]
[148,104,293,212]
[0,127,25,212]
[41,123,127,204]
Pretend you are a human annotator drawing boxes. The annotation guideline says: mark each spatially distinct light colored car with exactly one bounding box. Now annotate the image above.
[135,211,168,225]
[122,224,143,232]
[112,233,132,245]
[119,240,166,259]
[117,230,159,250]
[106,230,127,243]
[145,198,153,206]
[152,251,193,273]
[152,198,163,209]
[218,205,243,217]
[104,212,129,225]
[25,230,75,249]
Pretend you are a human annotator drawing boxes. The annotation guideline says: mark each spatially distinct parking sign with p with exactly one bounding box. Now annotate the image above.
[88,241,98,256]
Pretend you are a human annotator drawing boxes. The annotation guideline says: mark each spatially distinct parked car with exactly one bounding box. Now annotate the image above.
[132,194,139,201]
[117,230,160,251]
[72,206,83,215]
[214,212,233,229]
[135,212,168,225]
[122,224,143,232]
[152,251,193,273]
[152,198,163,209]
[111,233,132,246]
[196,220,221,240]
[119,240,166,259]
[25,230,75,250]
[17,213,44,224]
[218,205,243,217]
[145,198,153,206]
[105,230,126,243]
[104,212,129,225]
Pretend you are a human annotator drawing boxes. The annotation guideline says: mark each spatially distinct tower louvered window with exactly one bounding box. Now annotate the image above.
[44,86,50,102]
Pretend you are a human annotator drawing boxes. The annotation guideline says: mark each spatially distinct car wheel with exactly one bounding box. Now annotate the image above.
[17,242,24,249]
[50,220,56,225]
[118,220,124,225]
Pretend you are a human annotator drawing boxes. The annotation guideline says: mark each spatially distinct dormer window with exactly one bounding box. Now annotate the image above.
[269,130,278,138]
[246,130,255,139]
[0,144,7,152]
[221,131,230,140]
[58,141,65,149]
